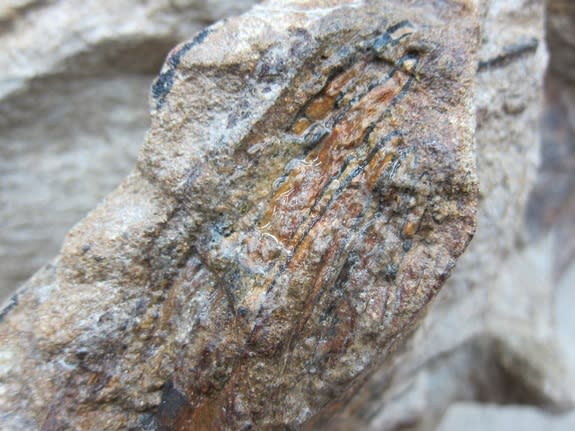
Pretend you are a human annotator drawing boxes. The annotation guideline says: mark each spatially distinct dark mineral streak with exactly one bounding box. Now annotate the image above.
[0,1,478,430]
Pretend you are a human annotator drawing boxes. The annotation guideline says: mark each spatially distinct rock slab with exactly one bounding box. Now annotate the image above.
[0,0,478,429]
[0,0,258,301]
[322,1,575,430]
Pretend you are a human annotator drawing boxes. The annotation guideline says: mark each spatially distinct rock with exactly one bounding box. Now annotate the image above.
[546,0,575,83]
[436,403,575,431]
[528,0,575,278]
[0,0,257,302]
[0,0,479,429]
[319,1,575,430]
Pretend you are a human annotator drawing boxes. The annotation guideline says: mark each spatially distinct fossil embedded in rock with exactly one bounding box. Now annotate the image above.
[0,1,478,430]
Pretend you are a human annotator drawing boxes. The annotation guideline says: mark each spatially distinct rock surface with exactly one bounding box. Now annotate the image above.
[0,0,479,429]
[0,0,257,301]
[5,0,575,430]
[436,403,575,431]
[528,0,575,278]
[319,1,575,430]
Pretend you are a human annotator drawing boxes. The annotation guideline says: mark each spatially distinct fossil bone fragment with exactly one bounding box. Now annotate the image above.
[0,0,478,429]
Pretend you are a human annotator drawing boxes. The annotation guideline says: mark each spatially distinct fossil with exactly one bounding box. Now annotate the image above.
[0,1,478,429]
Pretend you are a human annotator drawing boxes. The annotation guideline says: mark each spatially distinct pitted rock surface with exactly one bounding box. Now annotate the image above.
[0,1,478,429]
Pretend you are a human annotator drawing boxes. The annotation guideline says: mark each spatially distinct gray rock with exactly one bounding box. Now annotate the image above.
[436,403,575,431]
[319,1,575,430]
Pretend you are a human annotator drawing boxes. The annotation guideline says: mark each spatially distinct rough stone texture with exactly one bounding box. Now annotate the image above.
[4,0,575,430]
[0,0,257,302]
[434,2,575,430]
[320,1,575,430]
[0,0,479,429]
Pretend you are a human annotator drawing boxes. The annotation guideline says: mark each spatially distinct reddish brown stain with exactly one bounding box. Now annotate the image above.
[292,117,312,135]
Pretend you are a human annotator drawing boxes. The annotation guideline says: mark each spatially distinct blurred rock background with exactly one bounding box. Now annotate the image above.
[1,0,574,429]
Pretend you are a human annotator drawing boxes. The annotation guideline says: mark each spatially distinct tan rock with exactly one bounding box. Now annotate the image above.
[0,0,258,302]
[0,1,479,429]
[322,1,575,430]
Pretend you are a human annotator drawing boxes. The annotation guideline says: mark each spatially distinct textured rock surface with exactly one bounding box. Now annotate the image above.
[435,2,575,429]
[5,0,575,430]
[0,0,479,429]
[320,1,575,430]
[0,0,257,301]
